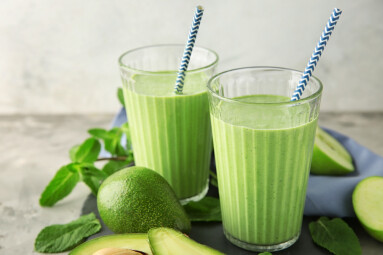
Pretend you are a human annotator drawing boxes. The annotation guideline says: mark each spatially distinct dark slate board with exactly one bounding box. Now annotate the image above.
[83,116,383,254]
[82,182,383,254]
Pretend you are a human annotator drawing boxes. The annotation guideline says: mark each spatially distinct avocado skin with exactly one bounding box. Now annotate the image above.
[69,233,151,255]
[148,227,224,255]
[97,166,191,234]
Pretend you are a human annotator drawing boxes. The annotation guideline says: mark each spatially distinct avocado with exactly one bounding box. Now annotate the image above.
[69,233,152,255]
[97,166,191,234]
[148,228,224,255]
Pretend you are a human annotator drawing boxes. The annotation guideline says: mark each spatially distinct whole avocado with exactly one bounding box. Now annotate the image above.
[97,166,191,233]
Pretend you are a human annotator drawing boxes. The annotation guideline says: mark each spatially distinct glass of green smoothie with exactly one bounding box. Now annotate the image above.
[207,67,322,252]
[119,45,218,202]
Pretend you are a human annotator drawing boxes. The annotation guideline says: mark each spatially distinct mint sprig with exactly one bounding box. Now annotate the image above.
[39,88,134,207]
[39,163,108,206]
[71,138,101,163]
[309,217,361,255]
[88,124,131,157]
[39,164,81,207]
[34,213,101,253]
[79,163,108,195]
[69,144,80,162]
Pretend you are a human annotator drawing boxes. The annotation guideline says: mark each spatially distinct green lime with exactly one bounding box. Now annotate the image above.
[311,127,354,175]
[353,176,383,242]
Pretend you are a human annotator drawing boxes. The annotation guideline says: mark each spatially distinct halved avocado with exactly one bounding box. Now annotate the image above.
[311,127,354,175]
[69,234,152,255]
[148,228,223,255]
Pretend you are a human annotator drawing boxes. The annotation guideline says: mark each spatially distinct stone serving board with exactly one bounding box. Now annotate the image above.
[81,182,382,255]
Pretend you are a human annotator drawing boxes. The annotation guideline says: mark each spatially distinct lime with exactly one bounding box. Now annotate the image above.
[353,176,383,242]
[311,127,354,175]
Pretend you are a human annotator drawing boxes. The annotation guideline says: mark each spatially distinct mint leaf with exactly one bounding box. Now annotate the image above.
[69,144,80,162]
[117,87,125,107]
[39,164,80,207]
[82,176,101,196]
[78,164,107,195]
[73,138,101,163]
[309,217,361,255]
[183,197,222,222]
[34,213,101,253]
[107,128,128,156]
[88,128,109,140]
[102,160,132,176]
[210,170,218,188]
[79,163,108,180]
[88,127,128,156]
[88,125,133,157]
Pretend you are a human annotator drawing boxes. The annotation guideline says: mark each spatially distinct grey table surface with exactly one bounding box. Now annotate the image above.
[1,113,383,254]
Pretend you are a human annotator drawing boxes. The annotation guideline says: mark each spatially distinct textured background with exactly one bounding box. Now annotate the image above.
[1,0,382,114]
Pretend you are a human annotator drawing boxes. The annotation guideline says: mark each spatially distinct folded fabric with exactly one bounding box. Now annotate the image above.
[111,108,383,218]
[305,128,383,217]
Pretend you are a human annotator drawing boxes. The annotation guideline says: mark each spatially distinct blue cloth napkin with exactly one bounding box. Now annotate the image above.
[305,128,383,217]
[111,108,383,218]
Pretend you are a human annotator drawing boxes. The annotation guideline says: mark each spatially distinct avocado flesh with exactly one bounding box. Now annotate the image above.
[148,228,224,255]
[353,176,383,242]
[69,234,152,255]
[97,167,191,234]
[311,127,354,175]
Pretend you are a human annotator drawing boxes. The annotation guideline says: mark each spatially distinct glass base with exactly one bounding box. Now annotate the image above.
[179,179,209,205]
[224,228,300,252]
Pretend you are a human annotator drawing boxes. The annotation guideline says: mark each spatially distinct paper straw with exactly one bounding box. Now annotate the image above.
[174,6,204,94]
[291,8,342,101]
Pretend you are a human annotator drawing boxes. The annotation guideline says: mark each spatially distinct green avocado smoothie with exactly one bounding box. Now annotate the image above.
[123,72,212,200]
[211,95,318,246]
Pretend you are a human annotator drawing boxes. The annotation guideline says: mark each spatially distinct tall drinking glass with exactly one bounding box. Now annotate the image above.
[207,67,322,252]
[119,45,218,202]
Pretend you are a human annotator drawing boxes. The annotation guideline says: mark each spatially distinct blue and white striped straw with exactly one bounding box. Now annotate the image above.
[174,6,204,94]
[291,8,342,101]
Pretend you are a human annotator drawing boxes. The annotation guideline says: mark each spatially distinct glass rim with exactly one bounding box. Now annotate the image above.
[207,66,323,106]
[118,44,219,76]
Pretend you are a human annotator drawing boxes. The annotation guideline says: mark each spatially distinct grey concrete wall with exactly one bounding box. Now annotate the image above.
[1,0,382,114]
